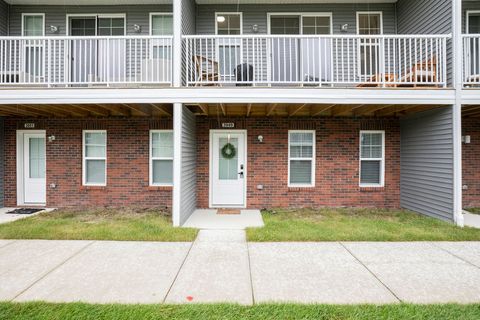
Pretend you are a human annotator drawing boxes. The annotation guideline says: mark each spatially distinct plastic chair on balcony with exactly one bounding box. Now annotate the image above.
[193,55,220,86]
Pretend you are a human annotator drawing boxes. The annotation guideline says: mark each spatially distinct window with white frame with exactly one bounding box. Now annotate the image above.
[83,130,107,186]
[288,131,315,186]
[150,130,173,186]
[357,12,383,77]
[150,13,173,60]
[22,14,45,77]
[216,13,242,78]
[359,131,384,187]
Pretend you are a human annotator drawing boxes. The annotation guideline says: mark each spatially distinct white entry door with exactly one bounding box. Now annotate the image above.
[23,133,46,204]
[210,131,246,208]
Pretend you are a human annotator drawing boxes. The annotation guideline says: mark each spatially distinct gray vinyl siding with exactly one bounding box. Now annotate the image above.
[182,0,196,85]
[179,107,197,226]
[0,0,8,36]
[182,0,196,35]
[194,4,395,85]
[196,4,396,35]
[400,107,454,222]
[396,0,453,86]
[8,5,172,36]
[0,118,3,207]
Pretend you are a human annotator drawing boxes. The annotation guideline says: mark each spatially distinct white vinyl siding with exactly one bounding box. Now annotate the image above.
[288,130,315,187]
[83,130,107,186]
[150,130,174,186]
[359,130,385,187]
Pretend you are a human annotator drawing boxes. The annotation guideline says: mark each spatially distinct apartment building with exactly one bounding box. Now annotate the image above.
[0,0,471,227]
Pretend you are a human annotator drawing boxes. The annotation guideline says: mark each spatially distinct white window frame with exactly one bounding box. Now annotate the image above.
[149,130,174,187]
[215,12,243,80]
[22,13,46,78]
[149,12,173,35]
[466,10,480,34]
[65,13,126,36]
[82,130,107,187]
[22,13,45,36]
[356,11,383,79]
[149,13,174,60]
[215,12,243,35]
[359,130,385,188]
[288,130,316,188]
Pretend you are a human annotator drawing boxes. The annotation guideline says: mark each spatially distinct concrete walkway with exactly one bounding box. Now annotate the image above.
[1,233,480,304]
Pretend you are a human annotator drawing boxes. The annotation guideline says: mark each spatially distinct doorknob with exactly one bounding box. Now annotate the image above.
[238,171,244,178]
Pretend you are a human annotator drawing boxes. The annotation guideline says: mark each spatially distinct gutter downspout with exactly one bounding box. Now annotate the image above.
[453,0,464,227]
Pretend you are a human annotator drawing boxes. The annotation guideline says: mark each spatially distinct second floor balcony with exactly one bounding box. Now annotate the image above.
[463,34,480,88]
[0,34,449,89]
[0,36,173,87]
[184,34,449,88]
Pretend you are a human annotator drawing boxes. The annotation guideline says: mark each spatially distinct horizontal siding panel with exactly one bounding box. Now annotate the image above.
[0,0,8,36]
[400,107,454,222]
[196,4,396,35]
[179,108,197,226]
[8,5,172,36]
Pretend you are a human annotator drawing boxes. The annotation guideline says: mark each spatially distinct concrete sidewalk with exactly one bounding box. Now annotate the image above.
[1,232,480,305]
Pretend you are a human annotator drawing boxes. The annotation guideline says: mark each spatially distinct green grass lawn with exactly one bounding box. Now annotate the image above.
[0,302,479,320]
[0,208,197,242]
[247,208,480,242]
[465,208,480,215]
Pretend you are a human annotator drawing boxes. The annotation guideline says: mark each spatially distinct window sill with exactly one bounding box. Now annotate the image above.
[147,185,173,191]
[359,186,385,192]
[288,186,316,192]
[80,185,107,190]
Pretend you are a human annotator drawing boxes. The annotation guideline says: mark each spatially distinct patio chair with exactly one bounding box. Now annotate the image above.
[193,55,220,86]
[357,73,397,88]
[398,57,438,88]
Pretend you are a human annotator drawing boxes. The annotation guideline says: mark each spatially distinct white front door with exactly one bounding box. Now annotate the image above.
[210,131,246,208]
[23,133,46,204]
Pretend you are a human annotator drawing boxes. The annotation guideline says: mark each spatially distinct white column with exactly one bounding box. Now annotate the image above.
[172,102,183,227]
[452,0,464,226]
[173,0,182,87]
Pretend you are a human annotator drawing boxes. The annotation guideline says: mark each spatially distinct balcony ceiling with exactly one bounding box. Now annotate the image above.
[0,104,173,118]
[187,103,442,118]
[196,0,396,4]
[4,0,171,5]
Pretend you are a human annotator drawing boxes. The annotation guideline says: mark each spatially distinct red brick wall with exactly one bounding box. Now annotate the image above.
[196,117,401,209]
[4,118,172,209]
[463,117,480,208]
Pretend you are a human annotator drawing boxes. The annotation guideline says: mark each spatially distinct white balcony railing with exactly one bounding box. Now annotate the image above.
[463,34,480,87]
[0,36,173,86]
[184,34,449,88]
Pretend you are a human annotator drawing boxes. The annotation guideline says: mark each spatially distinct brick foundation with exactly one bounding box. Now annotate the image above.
[4,118,172,208]
[462,117,480,208]
[196,117,401,209]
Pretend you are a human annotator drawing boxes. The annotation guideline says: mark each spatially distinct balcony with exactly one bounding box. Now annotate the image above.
[184,34,449,88]
[463,34,480,88]
[0,36,173,87]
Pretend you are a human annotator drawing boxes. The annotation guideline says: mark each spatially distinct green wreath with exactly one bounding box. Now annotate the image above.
[221,143,236,159]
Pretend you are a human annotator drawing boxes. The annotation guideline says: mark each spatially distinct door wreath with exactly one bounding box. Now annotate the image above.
[221,142,236,159]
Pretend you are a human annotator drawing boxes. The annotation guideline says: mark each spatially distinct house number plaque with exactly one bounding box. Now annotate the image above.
[221,123,235,128]
[24,123,35,129]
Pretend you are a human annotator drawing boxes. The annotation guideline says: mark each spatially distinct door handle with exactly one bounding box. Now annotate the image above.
[238,171,244,178]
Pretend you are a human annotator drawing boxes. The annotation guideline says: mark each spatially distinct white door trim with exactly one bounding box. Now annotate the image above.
[209,129,247,208]
[16,130,46,206]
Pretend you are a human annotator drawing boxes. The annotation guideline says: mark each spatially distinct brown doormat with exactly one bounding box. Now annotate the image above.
[217,209,241,215]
